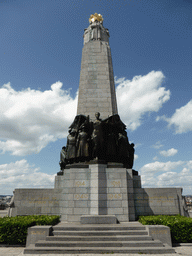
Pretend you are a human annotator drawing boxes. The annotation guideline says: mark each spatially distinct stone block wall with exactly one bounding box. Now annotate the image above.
[77,40,118,120]
[134,187,184,217]
[11,189,59,217]
[55,165,131,222]
[11,166,185,222]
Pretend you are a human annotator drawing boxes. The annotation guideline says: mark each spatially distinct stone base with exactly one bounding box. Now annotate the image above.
[64,161,124,170]
[80,215,117,224]
[10,164,187,222]
[55,164,132,222]
[65,164,89,169]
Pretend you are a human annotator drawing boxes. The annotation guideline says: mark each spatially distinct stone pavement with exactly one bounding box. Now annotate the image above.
[0,244,191,256]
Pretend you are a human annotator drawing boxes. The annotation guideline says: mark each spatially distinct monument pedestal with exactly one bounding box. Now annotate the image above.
[55,165,137,222]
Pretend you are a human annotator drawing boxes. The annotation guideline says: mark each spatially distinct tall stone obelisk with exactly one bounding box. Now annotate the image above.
[77,13,118,120]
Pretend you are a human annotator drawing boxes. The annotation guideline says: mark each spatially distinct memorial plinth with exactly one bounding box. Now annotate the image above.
[55,166,134,222]
[10,13,187,223]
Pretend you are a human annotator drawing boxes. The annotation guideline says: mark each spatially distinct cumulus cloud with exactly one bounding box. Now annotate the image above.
[0,159,55,194]
[156,100,192,134]
[140,160,192,194]
[116,71,170,130]
[159,148,178,157]
[0,82,77,156]
[151,141,164,149]
[140,160,184,174]
[157,168,192,187]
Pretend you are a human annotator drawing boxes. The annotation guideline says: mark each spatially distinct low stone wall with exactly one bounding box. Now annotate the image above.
[134,187,184,217]
[11,188,59,217]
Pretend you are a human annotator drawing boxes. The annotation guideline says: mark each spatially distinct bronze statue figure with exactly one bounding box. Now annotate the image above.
[128,143,135,168]
[59,112,135,169]
[117,131,129,166]
[59,146,67,170]
[76,125,90,162]
[66,129,77,164]
[105,117,117,162]
[91,112,104,160]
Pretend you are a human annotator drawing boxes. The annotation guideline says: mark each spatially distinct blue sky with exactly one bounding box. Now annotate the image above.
[0,0,192,195]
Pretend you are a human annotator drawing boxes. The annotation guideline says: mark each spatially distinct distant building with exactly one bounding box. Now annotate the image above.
[0,195,13,209]
[184,195,192,211]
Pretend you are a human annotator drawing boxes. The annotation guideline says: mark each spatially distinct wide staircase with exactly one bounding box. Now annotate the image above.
[24,222,175,254]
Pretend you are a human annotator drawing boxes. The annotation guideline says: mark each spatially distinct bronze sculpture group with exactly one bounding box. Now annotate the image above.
[59,113,134,170]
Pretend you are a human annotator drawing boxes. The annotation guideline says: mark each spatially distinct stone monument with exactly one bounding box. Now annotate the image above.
[10,14,187,223]
[77,13,117,120]
[59,13,134,172]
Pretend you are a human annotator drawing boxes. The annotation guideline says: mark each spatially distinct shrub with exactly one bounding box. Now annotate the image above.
[138,215,192,243]
[0,215,60,245]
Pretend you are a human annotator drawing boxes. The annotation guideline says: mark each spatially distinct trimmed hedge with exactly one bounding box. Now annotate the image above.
[139,215,192,243]
[0,215,60,245]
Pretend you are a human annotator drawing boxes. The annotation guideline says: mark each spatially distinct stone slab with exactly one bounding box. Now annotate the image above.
[80,215,117,224]
[145,225,172,247]
[26,226,52,247]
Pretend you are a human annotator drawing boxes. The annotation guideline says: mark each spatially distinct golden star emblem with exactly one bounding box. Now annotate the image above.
[89,13,103,23]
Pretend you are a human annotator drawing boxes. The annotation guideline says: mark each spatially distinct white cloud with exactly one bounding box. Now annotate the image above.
[0,159,55,195]
[159,148,178,157]
[157,100,192,134]
[140,160,192,195]
[0,82,77,156]
[116,71,170,130]
[151,141,164,149]
[186,161,192,169]
[140,160,184,174]
[157,169,192,187]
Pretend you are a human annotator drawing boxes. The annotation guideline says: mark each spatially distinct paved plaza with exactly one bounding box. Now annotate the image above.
[0,244,191,256]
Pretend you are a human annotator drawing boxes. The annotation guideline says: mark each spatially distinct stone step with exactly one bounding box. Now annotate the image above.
[46,234,153,241]
[53,230,148,236]
[24,245,175,254]
[35,240,163,248]
[24,222,175,254]
[53,225,145,231]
